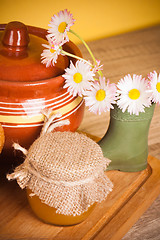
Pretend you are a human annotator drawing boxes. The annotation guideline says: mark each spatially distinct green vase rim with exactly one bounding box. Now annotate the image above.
[110,103,155,121]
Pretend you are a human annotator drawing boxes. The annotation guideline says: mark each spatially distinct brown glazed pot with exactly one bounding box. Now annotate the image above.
[0,22,85,158]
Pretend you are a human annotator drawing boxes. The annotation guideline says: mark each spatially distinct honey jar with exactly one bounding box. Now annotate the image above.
[27,188,95,225]
[7,116,113,225]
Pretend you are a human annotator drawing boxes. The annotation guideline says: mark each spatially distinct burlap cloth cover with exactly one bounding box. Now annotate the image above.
[7,117,113,216]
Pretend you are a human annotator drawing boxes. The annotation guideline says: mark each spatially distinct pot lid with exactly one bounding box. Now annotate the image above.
[0,21,69,81]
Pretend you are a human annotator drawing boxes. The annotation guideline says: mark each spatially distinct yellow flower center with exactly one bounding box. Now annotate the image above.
[58,22,67,33]
[96,89,106,101]
[73,73,83,83]
[128,89,140,100]
[50,45,55,53]
[156,82,160,92]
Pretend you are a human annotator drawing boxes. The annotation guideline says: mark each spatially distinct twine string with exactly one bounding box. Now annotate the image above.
[7,160,102,187]
[41,110,70,135]
[13,143,28,156]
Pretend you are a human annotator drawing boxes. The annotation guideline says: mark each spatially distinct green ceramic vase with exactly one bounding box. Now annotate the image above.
[98,104,155,172]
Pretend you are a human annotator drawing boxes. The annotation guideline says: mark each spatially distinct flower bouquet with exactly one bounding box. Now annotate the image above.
[41,9,160,172]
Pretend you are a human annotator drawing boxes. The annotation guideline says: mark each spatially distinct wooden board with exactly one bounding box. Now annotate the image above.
[0,26,160,239]
[0,155,160,240]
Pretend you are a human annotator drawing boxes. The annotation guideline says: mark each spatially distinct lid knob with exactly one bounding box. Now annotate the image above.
[2,21,30,50]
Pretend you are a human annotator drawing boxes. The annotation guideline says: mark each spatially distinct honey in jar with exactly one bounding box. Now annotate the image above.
[27,188,95,225]
[7,115,113,225]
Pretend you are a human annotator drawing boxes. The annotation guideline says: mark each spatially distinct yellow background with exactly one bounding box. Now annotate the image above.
[0,0,160,43]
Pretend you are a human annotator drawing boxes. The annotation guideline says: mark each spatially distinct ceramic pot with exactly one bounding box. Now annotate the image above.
[98,104,155,172]
[0,22,85,157]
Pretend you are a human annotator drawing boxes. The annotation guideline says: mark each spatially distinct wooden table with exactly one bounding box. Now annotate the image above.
[0,26,160,239]
[79,25,160,239]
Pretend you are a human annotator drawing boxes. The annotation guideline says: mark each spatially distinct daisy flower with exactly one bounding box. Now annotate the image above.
[84,76,117,115]
[41,38,63,67]
[47,9,75,45]
[148,71,160,104]
[63,60,95,97]
[116,74,152,115]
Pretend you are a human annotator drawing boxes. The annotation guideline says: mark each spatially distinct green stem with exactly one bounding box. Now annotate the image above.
[70,29,103,77]
[61,49,92,66]
[70,29,97,64]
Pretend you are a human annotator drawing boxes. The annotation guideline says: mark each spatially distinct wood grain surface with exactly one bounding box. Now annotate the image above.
[78,25,160,240]
[0,25,160,239]
[1,155,160,240]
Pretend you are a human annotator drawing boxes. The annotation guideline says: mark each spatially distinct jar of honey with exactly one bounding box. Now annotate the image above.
[7,124,113,225]
[27,188,95,225]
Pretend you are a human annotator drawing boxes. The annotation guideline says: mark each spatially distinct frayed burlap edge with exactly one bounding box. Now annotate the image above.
[7,163,113,216]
